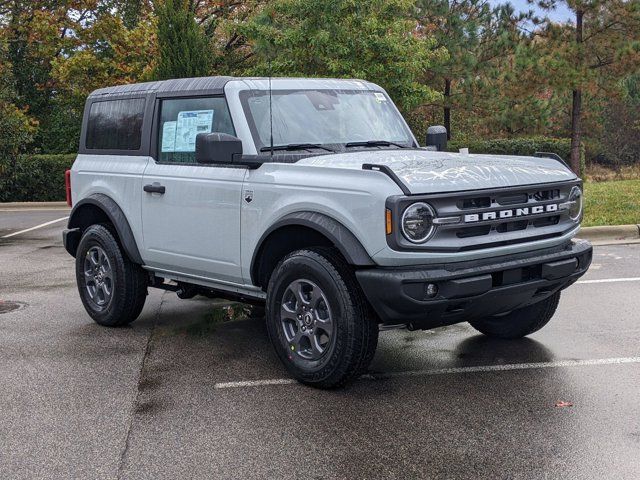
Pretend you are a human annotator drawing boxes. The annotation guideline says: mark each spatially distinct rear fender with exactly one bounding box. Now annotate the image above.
[65,193,143,264]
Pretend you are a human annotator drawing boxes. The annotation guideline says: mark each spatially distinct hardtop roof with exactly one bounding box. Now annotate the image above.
[87,76,376,98]
[88,76,235,98]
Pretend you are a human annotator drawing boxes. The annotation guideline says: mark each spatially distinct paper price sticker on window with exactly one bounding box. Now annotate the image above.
[161,121,177,152]
[170,110,214,152]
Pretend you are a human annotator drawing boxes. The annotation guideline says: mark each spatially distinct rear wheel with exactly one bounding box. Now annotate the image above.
[75,224,147,327]
[469,292,561,339]
[266,247,378,388]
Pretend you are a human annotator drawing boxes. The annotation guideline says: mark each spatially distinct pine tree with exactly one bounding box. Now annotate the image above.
[414,0,531,139]
[532,0,640,173]
[153,0,211,80]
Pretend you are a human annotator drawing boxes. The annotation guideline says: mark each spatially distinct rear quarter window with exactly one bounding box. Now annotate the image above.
[85,98,146,150]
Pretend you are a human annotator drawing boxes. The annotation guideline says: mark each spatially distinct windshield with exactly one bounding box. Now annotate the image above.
[239,89,415,151]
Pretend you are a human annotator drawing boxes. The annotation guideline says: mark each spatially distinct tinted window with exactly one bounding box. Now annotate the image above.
[86,98,145,150]
[158,97,235,163]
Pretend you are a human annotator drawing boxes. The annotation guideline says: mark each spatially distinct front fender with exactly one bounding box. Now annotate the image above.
[250,211,375,284]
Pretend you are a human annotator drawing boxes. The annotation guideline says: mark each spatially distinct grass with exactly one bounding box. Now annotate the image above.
[584,163,640,183]
[583,180,640,227]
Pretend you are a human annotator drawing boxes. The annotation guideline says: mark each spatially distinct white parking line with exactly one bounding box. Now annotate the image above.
[1,216,69,239]
[215,378,298,389]
[214,356,640,390]
[577,277,640,284]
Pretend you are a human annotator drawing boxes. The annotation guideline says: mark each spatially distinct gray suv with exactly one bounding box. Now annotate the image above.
[63,77,592,388]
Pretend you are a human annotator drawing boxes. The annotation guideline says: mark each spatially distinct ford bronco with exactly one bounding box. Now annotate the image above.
[63,77,592,388]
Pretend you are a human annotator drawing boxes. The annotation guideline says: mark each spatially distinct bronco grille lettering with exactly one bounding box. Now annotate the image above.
[464,203,558,223]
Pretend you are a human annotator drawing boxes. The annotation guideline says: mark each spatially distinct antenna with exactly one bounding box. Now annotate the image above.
[268,59,274,157]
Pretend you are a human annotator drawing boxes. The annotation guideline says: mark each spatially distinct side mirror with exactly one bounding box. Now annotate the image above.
[425,125,448,152]
[195,133,243,164]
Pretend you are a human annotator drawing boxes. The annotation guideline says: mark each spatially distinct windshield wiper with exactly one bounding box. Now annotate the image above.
[345,140,408,149]
[259,143,335,153]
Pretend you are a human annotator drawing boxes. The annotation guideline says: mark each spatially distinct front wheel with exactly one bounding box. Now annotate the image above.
[469,292,561,339]
[266,248,378,388]
[75,224,147,327]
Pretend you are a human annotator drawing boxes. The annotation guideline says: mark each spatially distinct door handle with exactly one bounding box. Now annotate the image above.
[143,183,165,194]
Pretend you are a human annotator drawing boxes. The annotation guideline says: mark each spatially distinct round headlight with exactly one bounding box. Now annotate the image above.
[568,186,583,221]
[401,202,436,243]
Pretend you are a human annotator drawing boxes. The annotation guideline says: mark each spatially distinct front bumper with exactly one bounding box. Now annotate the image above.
[356,240,592,329]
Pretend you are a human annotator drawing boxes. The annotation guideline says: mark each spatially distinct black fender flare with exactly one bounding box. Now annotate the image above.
[250,211,375,285]
[65,193,143,264]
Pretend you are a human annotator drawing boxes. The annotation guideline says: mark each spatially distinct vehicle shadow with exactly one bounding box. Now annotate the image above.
[451,334,555,366]
[370,324,555,376]
[64,296,556,389]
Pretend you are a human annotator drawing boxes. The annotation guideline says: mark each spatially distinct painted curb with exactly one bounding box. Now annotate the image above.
[0,201,69,210]
[578,224,640,243]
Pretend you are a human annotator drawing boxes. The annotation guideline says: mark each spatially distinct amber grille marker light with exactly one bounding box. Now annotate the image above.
[385,209,393,235]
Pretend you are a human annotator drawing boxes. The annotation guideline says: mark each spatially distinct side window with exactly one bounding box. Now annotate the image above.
[86,98,145,150]
[158,97,235,163]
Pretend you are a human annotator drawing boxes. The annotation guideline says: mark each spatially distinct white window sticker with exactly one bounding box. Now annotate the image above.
[374,92,387,103]
[173,110,214,152]
[161,121,176,152]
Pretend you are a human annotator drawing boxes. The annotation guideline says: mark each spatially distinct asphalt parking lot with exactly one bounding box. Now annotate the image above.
[1,209,639,479]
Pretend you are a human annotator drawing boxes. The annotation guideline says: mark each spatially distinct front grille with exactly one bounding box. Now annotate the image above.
[394,181,580,252]
[460,197,491,209]
[533,189,560,202]
[496,220,528,233]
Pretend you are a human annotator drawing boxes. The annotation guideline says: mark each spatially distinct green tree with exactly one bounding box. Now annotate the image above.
[597,73,640,166]
[241,0,444,111]
[193,0,264,75]
[0,49,36,176]
[0,0,153,153]
[414,0,531,139]
[2,1,74,124]
[50,11,156,130]
[153,0,211,80]
[532,0,640,172]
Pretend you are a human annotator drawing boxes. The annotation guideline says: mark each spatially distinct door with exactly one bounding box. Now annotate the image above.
[141,95,246,284]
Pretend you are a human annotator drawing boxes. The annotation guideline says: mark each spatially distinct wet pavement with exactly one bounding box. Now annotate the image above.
[0,209,639,479]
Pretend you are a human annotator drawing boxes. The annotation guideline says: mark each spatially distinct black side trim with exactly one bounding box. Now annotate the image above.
[250,211,375,284]
[362,163,411,195]
[62,228,81,257]
[66,194,143,264]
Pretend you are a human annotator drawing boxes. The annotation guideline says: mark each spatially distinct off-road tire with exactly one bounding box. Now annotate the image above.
[469,292,561,339]
[75,224,147,327]
[266,247,378,388]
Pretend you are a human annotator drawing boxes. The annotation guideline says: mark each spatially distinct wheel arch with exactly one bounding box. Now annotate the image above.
[65,193,143,264]
[250,211,375,289]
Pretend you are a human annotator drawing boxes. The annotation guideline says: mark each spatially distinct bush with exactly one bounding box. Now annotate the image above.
[0,100,36,175]
[447,136,572,162]
[0,154,76,202]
